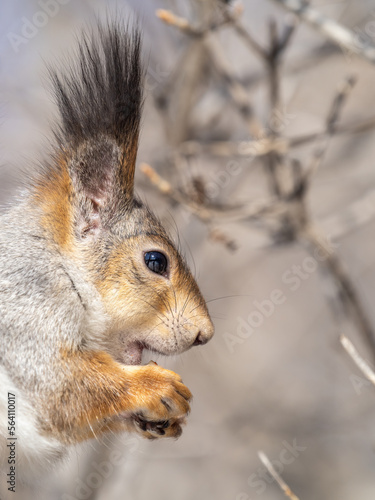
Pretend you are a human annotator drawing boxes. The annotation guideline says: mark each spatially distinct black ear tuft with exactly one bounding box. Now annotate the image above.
[50,20,144,212]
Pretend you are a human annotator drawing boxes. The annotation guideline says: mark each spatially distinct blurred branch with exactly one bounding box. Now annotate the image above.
[322,187,375,240]
[179,111,375,158]
[262,16,301,237]
[301,226,375,362]
[340,335,375,387]
[270,0,375,65]
[326,76,357,135]
[291,116,375,147]
[140,163,237,251]
[232,21,267,59]
[159,2,268,61]
[265,18,293,198]
[156,8,233,35]
[203,34,264,138]
[140,163,286,223]
[179,137,289,157]
[258,451,301,500]
[274,14,299,55]
[222,4,267,59]
[156,5,264,141]
[157,5,264,138]
[304,75,357,180]
[156,9,196,35]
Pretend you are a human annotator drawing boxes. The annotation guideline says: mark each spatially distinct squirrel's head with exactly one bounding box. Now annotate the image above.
[33,23,214,365]
[91,202,214,365]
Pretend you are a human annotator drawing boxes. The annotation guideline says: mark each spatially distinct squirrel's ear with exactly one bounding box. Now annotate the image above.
[69,138,136,212]
[65,137,136,238]
[50,22,142,233]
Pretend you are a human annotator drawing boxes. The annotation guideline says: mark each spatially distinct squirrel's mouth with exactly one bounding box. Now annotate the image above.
[124,342,145,365]
[122,341,165,366]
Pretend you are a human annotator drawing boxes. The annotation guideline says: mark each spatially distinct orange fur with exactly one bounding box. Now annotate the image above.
[39,348,191,443]
[33,160,74,251]
[94,237,173,329]
[119,137,139,195]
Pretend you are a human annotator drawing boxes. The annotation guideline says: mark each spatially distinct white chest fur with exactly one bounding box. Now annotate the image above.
[0,367,65,485]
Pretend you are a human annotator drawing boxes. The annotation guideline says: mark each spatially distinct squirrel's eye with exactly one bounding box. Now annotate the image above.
[144,251,168,276]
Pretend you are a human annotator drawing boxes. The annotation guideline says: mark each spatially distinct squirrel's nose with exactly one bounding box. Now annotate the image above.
[192,322,214,346]
[193,332,206,346]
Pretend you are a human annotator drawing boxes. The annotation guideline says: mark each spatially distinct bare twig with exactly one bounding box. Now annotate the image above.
[156,9,196,35]
[140,163,285,222]
[339,116,375,135]
[141,163,240,251]
[156,6,264,140]
[258,450,300,500]
[289,117,375,147]
[326,76,357,134]
[157,7,234,36]
[301,225,375,363]
[203,33,264,138]
[271,0,375,65]
[277,14,299,54]
[208,227,238,251]
[232,21,267,59]
[140,163,173,195]
[180,137,289,158]
[178,111,375,157]
[264,20,286,198]
[340,335,375,386]
[222,4,267,59]
[263,17,299,238]
[268,19,282,118]
[304,75,357,178]
[321,187,375,240]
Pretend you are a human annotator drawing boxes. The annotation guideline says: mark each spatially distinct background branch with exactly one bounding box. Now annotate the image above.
[258,451,301,500]
[270,0,375,65]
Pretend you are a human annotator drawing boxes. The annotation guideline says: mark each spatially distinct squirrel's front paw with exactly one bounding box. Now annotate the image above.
[133,415,186,440]
[123,363,192,439]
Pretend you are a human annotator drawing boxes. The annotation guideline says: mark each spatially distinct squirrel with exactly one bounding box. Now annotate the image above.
[0,21,214,481]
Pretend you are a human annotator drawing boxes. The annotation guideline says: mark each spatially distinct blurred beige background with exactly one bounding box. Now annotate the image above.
[2,1,375,499]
